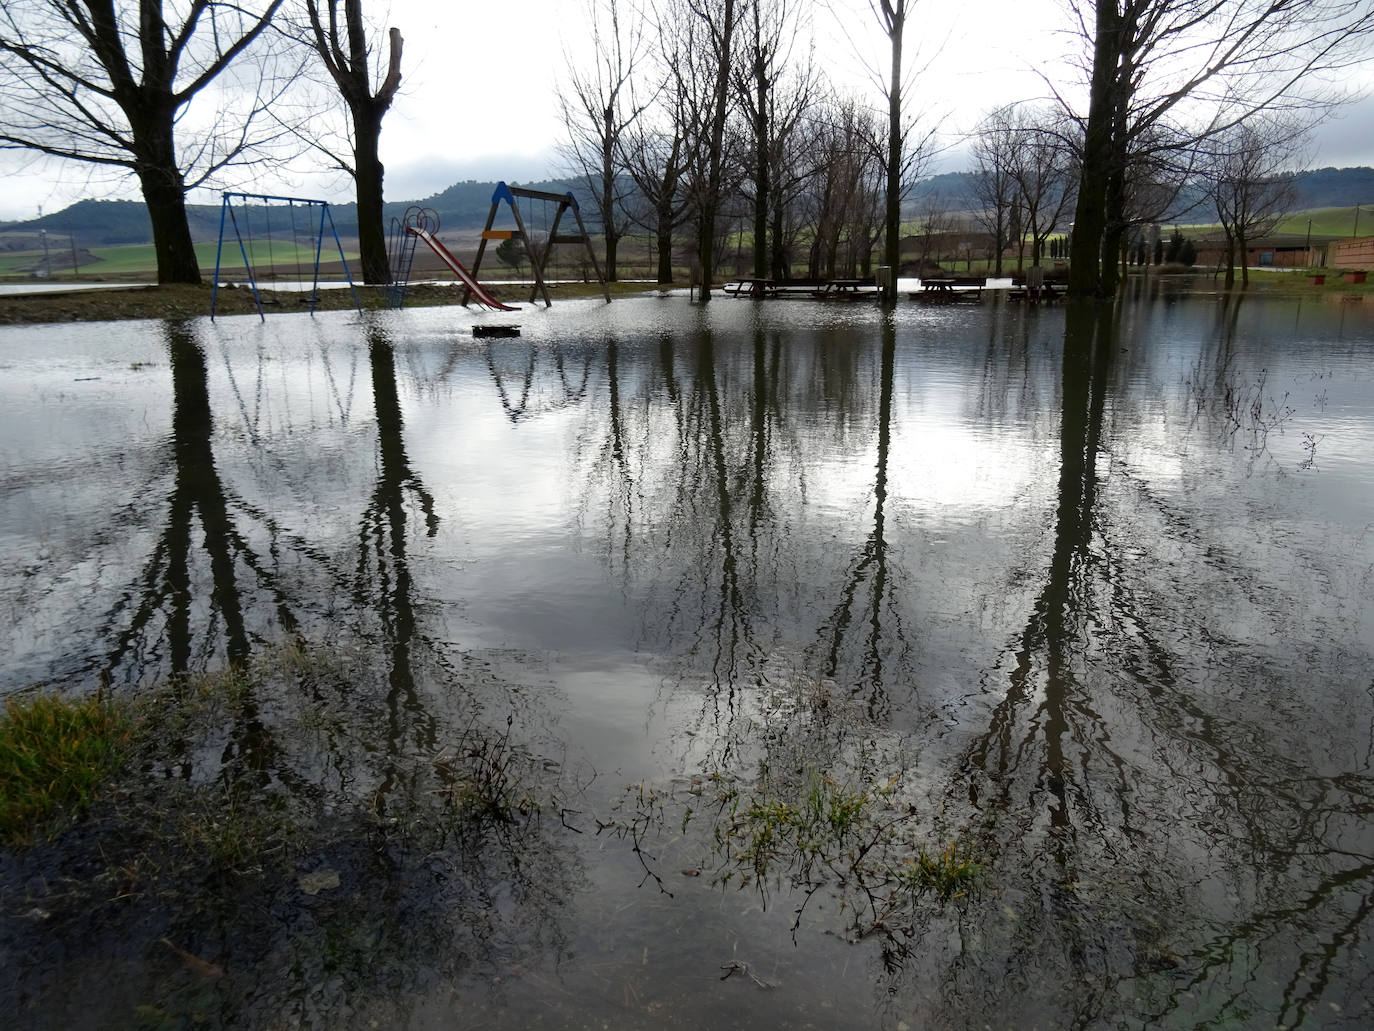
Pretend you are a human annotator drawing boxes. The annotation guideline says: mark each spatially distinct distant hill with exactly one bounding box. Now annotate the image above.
[0,179,583,249]
[1290,166,1374,208]
[911,165,1374,217]
[6,167,1373,248]
[909,171,982,210]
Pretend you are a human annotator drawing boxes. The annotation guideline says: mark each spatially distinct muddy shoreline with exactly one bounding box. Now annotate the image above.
[0,279,652,325]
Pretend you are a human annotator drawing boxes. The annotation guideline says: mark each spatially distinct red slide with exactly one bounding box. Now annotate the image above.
[407,226,517,311]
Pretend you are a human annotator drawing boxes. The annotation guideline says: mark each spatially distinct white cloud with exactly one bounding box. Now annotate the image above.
[2,0,1371,224]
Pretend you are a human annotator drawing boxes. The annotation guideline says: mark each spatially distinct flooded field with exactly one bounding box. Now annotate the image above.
[1,287,1372,1029]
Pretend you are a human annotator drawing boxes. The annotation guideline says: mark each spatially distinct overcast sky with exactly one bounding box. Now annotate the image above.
[2,0,1373,222]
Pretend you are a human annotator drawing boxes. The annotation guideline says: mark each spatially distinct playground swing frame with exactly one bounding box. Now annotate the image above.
[467,181,610,306]
[211,192,361,321]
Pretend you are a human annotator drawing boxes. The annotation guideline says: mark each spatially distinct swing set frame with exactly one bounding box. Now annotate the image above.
[210,192,361,321]
[467,181,610,306]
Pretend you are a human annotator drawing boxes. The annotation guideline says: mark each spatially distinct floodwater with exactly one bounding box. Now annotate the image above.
[1,286,1372,1029]
[0,282,144,295]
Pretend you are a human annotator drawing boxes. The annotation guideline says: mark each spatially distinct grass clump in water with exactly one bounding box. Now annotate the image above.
[0,693,130,846]
[904,840,980,900]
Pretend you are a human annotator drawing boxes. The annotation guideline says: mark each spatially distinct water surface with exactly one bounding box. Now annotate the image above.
[1,290,1371,1029]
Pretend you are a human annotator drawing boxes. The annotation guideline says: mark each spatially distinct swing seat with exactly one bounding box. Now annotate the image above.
[481,230,518,240]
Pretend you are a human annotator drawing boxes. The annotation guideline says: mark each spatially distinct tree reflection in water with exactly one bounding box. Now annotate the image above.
[574,315,945,956]
[895,301,1374,1028]
[811,315,912,720]
[5,297,1372,1027]
[101,320,298,683]
[3,319,584,1029]
[560,302,1372,1027]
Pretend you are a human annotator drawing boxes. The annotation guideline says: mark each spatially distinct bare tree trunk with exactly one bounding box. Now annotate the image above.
[1101,163,1127,294]
[135,123,201,285]
[1068,1,1117,298]
[656,226,675,283]
[753,52,769,279]
[353,109,390,284]
[770,185,787,279]
[695,0,737,303]
[882,2,905,300]
[603,104,620,281]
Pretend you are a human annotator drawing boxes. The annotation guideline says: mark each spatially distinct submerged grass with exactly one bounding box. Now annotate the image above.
[0,692,130,845]
[906,840,980,900]
[596,673,983,947]
[607,757,981,945]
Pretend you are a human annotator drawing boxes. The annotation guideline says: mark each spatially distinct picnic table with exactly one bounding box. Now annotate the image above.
[724,278,777,297]
[811,278,879,300]
[913,277,983,302]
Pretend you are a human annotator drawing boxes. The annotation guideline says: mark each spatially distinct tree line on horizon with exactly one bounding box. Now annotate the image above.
[3,1,1374,296]
[6,164,1372,253]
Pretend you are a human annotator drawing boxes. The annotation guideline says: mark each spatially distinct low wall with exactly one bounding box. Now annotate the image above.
[1326,237,1374,269]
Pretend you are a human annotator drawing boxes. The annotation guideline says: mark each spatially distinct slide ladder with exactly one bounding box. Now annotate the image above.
[408,225,516,311]
[385,214,419,308]
[385,206,516,312]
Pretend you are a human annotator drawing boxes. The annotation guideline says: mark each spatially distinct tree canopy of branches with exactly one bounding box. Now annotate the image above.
[676,0,739,301]
[734,0,814,279]
[1066,0,1374,298]
[560,0,647,283]
[1203,117,1305,288]
[0,1,291,284]
[618,70,694,283]
[971,106,1019,278]
[1007,106,1077,268]
[803,96,883,279]
[301,0,403,285]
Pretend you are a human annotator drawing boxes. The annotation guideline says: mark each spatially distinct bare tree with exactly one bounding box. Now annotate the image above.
[619,50,696,285]
[803,95,883,279]
[733,0,813,279]
[912,187,952,271]
[619,102,693,283]
[1064,0,1374,298]
[300,0,402,285]
[675,0,739,300]
[971,105,1019,277]
[1203,117,1306,288]
[560,0,649,282]
[763,67,822,278]
[1007,106,1077,269]
[871,0,907,297]
[763,86,813,280]
[0,1,293,284]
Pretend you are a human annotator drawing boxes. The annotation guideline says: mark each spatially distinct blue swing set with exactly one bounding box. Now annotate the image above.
[210,192,361,321]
